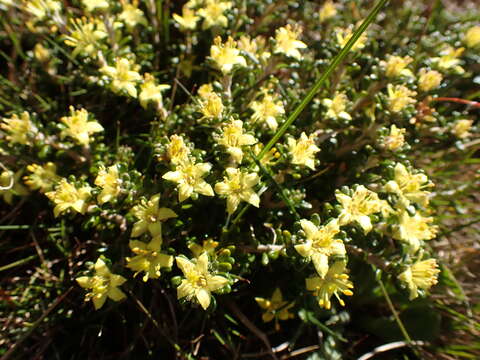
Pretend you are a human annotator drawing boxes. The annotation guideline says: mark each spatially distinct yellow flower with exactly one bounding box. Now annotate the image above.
[336,185,387,233]
[1,111,38,146]
[210,36,246,74]
[82,0,109,12]
[173,5,199,30]
[94,165,122,205]
[119,0,147,28]
[45,178,92,217]
[197,0,232,29]
[306,261,353,310]
[384,163,432,208]
[382,124,406,151]
[319,0,337,22]
[380,55,413,78]
[139,73,170,109]
[464,25,480,48]
[33,43,51,62]
[76,258,126,310]
[24,0,61,20]
[274,24,307,60]
[101,58,142,98]
[176,252,228,310]
[418,68,442,92]
[287,132,320,170]
[130,194,177,239]
[64,17,107,58]
[237,35,271,62]
[198,83,214,99]
[250,93,285,131]
[23,162,60,193]
[189,239,219,258]
[452,119,473,139]
[392,211,437,252]
[126,236,173,282]
[336,26,367,51]
[322,92,352,121]
[432,46,464,74]
[60,107,103,146]
[387,84,417,113]
[255,288,295,329]
[1,170,29,204]
[214,167,260,214]
[162,161,214,202]
[295,219,345,278]
[166,135,190,165]
[398,258,440,300]
[198,92,224,120]
[215,119,256,164]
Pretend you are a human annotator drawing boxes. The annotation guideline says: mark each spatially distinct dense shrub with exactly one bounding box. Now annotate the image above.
[0,0,479,358]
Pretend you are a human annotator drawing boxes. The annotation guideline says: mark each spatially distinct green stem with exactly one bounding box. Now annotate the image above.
[257,0,389,161]
[378,278,420,357]
[0,255,37,272]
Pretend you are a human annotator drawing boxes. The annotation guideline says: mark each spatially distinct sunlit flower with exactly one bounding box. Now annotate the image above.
[76,258,126,310]
[323,92,352,121]
[46,178,92,217]
[382,124,406,151]
[139,73,170,109]
[335,185,386,233]
[287,132,320,170]
[392,211,437,252]
[198,92,224,120]
[33,43,51,62]
[384,163,432,208]
[0,170,29,204]
[215,119,256,164]
[64,17,107,58]
[274,24,307,60]
[295,219,345,278]
[210,36,246,74]
[23,162,60,193]
[126,236,173,282]
[100,58,142,98]
[255,288,295,330]
[197,0,232,29]
[237,35,271,62]
[166,135,190,165]
[130,194,177,240]
[24,0,61,20]
[198,83,215,99]
[319,0,337,22]
[60,107,103,146]
[380,55,413,78]
[189,239,219,258]
[398,258,440,300]
[173,5,199,30]
[82,0,109,12]
[176,252,228,310]
[387,84,417,113]
[451,119,473,139]
[432,46,464,74]
[214,167,260,214]
[119,0,147,28]
[1,111,38,146]
[306,261,353,310]
[418,68,442,92]
[162,161,214,202]
[336,26,367,51]
[464,25,480,48]
[250,93,285,131]
[94,165,122,205]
